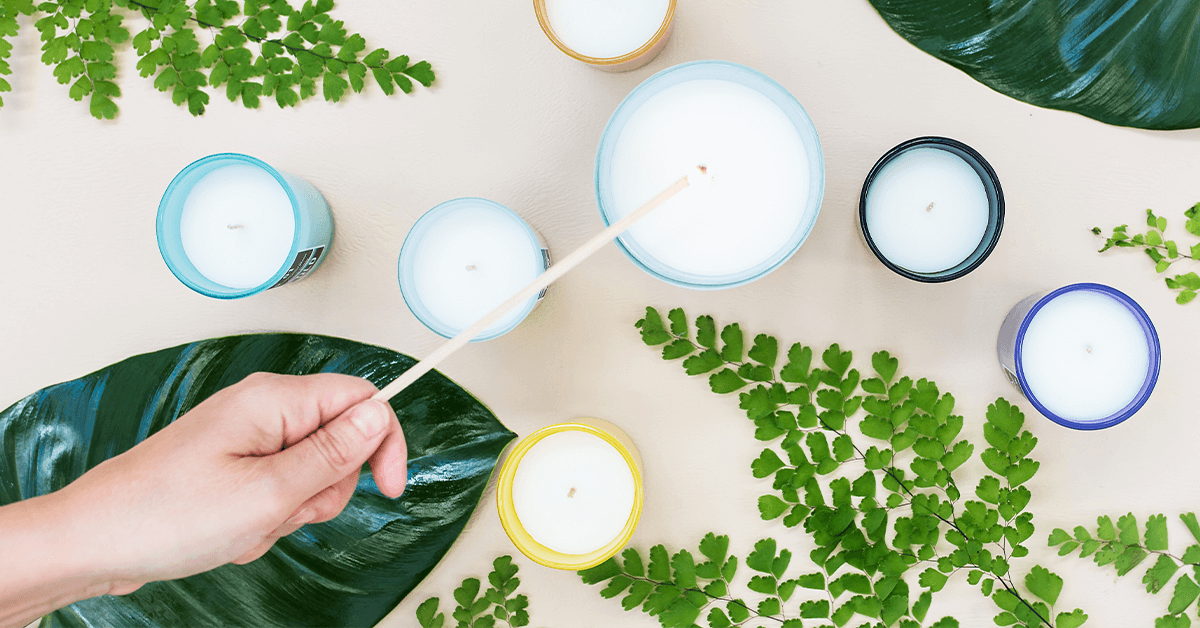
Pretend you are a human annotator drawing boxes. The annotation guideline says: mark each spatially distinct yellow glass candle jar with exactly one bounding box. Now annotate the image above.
[533,0,676,72]
[496,418,644,570]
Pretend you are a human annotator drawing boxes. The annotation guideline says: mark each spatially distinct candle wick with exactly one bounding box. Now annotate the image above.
[689,164,715,187]
[466,265,477,271]
[227,224,245,230]
[567,487,576,498]
[925,202,935,213]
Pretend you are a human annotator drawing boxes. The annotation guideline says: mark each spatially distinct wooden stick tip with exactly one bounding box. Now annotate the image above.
[689,165,715,188]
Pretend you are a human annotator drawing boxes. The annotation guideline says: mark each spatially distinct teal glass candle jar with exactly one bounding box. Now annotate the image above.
[157,153,334,299]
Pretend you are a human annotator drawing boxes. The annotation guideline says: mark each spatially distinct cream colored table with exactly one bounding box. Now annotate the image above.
[3,2,1197,626]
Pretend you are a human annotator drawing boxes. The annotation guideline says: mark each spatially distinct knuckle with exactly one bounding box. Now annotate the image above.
[310,426,356,469]
[264,488,297,522]
[233,372,283,400]
[248,470,297,522]
[307,492,345,523]
[242,371,278,386]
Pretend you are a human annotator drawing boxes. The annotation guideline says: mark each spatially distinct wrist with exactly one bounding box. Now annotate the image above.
[0,489,120,627]
[48,479,145,597]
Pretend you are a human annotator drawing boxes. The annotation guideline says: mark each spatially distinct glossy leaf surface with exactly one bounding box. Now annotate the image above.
[868,0,1200,130]
[0,333,515,627]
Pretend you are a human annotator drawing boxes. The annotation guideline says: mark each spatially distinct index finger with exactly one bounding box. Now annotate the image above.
[219,372,382,456]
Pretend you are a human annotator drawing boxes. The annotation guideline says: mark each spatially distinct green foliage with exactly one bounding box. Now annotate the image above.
[417,556,531,628]
[1052,512,1200,626]
[579,533,957,628]
[868,0,1200,130]
[600,308,1084,627]
[0,0,433,119]
[1094,204,1200,304]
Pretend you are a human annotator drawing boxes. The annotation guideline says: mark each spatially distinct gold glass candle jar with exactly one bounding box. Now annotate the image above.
[496,418,644,570]
[533,0,676,72]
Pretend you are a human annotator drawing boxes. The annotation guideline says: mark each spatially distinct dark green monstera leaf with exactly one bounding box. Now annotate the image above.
[0,333,515,627]
[868,0,1200,130]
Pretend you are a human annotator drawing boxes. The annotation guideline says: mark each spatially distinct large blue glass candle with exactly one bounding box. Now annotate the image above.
[997,283,1160,430]
[595,61,824,289]
[157,153,333,299]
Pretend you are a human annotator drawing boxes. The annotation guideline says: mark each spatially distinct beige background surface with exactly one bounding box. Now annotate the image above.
[2,1,1198,626]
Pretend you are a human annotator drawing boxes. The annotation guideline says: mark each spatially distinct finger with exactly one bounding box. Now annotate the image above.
[266,398,392,506]
[367,407,407,499]
[288,473,358,524]
[237,507,318,565]
[269,373,382,450]
[265,513,315,542]
[109,581,145,596]
[231,540,275,565]
[211,373,381,456]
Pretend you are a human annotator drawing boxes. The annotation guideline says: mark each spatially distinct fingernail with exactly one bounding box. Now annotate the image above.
[350,399,388,438]
[286,508,315,527]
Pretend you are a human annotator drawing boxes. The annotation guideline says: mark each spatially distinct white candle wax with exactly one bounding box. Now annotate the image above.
[179,164,295,289]
[864,147,990,273]
[1020,290,1151,421]
[606,79,812,278]
[512,430,636,555]
[409,202,541,336]
[544,0,670,59]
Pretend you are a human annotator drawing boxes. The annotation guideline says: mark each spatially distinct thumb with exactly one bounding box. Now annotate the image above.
[268,398,393,503]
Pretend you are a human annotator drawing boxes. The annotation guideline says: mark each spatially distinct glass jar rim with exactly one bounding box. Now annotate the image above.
[156,152,304,299]
[858,136,1005,283]
[495,421,644,570]
[397,198,547,342]
[594,60,826,290]
[532,0,676,66]
[1013,283,1161,430]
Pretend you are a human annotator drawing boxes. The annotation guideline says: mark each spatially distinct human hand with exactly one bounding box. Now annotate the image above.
[51,372,407,597]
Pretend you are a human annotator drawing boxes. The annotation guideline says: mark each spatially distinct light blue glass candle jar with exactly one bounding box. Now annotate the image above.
[398,198,550,342]
[595,60,824,289]
[157,153,333,299]
[997,283,1160,430]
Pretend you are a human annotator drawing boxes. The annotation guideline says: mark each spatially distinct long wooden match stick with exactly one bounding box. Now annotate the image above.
[372,169,701,402]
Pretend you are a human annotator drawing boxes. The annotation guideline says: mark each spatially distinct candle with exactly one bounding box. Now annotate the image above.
[534,0,675,71]
[157,153,333,298]
[595,61,825,289]
[497,419,643,570]
[398,198,549,341]
[997,283,1160,429]
[513,431,635,554]
[859,137,1003,282]
[180,165,293,289]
